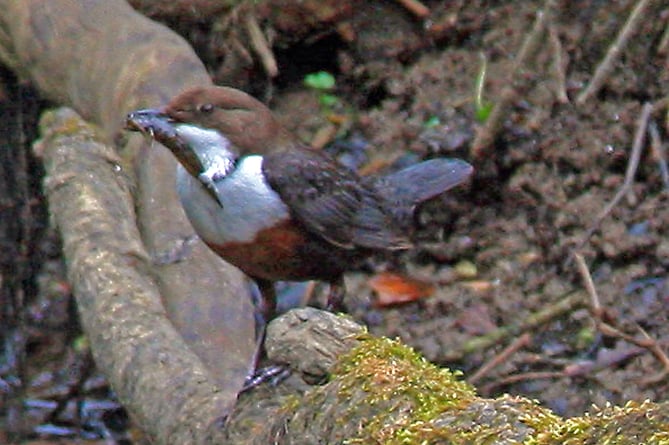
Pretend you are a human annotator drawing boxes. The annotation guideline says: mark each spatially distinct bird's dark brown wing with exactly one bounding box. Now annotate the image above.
[262,147,411,250]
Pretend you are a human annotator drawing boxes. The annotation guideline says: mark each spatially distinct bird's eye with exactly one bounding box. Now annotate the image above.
[199,103,214,113]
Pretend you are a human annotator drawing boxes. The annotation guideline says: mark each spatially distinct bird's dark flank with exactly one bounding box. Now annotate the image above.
[126,86,473,322]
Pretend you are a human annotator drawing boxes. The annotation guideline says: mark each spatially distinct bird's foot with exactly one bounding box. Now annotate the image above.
[241,364,291,392]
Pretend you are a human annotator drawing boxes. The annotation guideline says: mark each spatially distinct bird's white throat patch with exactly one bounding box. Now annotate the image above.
[176,153,290,245]
[174,124,235,179]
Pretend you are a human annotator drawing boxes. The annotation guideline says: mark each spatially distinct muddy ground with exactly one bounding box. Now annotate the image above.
[2,0,669,442]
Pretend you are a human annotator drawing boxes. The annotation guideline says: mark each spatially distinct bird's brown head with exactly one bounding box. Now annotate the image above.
[162,86,292,154]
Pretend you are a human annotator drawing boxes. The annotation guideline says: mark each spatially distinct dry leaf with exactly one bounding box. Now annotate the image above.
[368,271,435,307]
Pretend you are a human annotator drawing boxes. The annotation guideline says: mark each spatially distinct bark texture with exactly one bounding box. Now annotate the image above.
[36,108,233,444]
[0,1,255,442]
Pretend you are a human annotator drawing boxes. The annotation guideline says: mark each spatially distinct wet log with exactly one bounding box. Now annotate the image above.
[0,1,255,442]
[230,307,669,444]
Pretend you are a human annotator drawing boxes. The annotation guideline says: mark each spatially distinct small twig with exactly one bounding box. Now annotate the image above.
[302,280,318,307]
[548,23,569,103]
[659,22,669,54]
[596,322,669,384]
[574,253,602,318]
[310,123,338,150]
[443,290,585,362]
[394,0,430,19]
[471,4,552,158]
[619,103,652,201]
[481,370,565,394]
[641,369,669,385]
[469,333,532,384]
[229,37,254,65]
[597,322,648,345]
[576,0,654,105]
[573,102,653,251]
[563,344,645,377]
[574,252,669,383]
[637,326,669,380]
[648,121,669,191]
[244,12,278,78]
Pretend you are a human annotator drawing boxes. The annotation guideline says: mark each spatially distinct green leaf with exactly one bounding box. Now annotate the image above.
[423,116,441,128]
[474,52,494,123]
[319,93,339,107]
[475,103,493,123]
[304,71,336,91]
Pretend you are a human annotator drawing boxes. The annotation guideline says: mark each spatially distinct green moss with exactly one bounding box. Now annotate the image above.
[531,400,669,445]
[39,109,100,140]
[325,337,669,444]
[332,336,474,444]
[279,393,303,416]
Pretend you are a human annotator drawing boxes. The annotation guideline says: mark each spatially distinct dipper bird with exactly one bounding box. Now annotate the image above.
[126,86,473,322]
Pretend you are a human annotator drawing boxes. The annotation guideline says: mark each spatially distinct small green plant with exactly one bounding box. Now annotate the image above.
[423,115,441,128]
[304,71,336,90]
[474,52,493,123]
[304,71,340,109]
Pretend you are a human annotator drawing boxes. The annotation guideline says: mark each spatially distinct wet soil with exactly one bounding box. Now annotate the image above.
[273,0,669,417]
[2,0,669,441]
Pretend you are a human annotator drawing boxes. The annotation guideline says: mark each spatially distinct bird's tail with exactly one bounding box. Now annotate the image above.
[370,158,473,223]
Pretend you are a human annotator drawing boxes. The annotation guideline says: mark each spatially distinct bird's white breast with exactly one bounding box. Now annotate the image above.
[176,155,290,245]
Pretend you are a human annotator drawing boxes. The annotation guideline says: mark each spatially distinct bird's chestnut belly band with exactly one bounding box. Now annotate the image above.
[204,219,349,282]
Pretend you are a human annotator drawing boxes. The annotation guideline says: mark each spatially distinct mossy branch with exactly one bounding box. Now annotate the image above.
[221,308,669,444]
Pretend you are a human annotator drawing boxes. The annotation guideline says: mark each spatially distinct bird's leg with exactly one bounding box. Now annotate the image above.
[256,278,277,323]
[250,278,276,357]
[325,275,346,312]
[243,278,290,391]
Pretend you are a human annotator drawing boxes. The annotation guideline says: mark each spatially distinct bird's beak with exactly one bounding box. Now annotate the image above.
[126,108,205,179]
[126,107,236,209]
[125,108,174,134]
